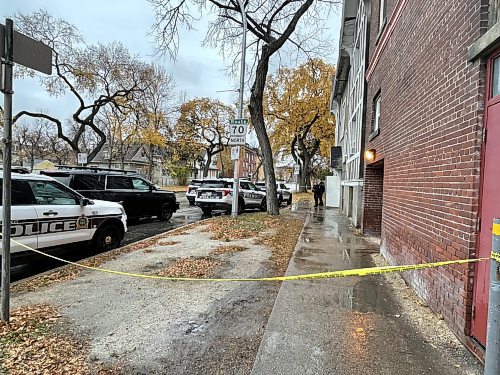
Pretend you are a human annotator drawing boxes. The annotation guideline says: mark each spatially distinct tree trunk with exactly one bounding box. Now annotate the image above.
[147,145,155,180]
[298,166,307,192]
[249,47,279,215]
[203,152,212,178]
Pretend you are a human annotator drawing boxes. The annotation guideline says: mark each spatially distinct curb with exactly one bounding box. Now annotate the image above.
[11,217,213,290]
[250,208,312,374]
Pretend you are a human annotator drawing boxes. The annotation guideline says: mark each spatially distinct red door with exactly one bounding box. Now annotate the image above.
[471,50,500,346]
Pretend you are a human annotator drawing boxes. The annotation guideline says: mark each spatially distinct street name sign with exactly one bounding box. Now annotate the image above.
[228,118,248,145]
[0,24,52,75]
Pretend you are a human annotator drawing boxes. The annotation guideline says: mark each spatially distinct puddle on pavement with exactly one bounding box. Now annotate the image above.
[299,208,393,314]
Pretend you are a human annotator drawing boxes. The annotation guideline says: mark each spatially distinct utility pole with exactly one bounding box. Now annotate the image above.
[485,218,500,375]
[230,0,247,219]
[1,18,14,322]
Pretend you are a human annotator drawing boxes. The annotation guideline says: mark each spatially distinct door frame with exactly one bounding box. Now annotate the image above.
[471,46,500,344]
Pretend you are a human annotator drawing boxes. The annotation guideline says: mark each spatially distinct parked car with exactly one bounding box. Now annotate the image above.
[255,181,293,206]
[0,170,127,265]
[41,166,179,222]
[186,179,203,206]
[195,178,266,215]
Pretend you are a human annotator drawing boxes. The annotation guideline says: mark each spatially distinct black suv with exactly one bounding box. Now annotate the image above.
[41,166,179,221]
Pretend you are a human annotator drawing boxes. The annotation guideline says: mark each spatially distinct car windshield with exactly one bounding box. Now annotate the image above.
[255,182,265,187]
[190,180,202,186]
[200,180,229,188]
[49,175,72,187]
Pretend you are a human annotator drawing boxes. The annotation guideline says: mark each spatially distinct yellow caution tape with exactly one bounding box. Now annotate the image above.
[3,235,492,282]
[493,222,500,236]
[492,251,500,262]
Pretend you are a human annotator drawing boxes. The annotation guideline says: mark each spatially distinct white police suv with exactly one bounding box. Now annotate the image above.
[1,171,127,264]
[195,178,266,215]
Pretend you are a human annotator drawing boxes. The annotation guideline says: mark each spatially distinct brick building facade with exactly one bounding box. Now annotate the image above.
[217,145,260,179]
[360,0,500,356]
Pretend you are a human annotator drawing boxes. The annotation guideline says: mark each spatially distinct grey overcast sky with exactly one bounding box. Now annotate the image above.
[2,0,341,125]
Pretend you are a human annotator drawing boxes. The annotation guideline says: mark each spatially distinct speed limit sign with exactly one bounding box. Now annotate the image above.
[228,119,248,145]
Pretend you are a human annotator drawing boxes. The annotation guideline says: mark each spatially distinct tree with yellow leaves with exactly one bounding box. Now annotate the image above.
[175,98,234,177]
[265,58,335,192]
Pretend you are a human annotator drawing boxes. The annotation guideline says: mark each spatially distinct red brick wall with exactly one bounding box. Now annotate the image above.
[363,163,384,235]
[363,0,489,341]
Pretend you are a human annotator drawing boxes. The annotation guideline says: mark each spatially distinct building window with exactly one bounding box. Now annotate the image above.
[373,94,381,133]
[379,0,387,31]
[493,56,500,98]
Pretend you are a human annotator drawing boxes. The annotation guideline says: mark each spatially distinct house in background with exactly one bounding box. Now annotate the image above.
[330,0,369,228]
[89,144,166,183]
[32,160,56,174]
[359,0,500,357]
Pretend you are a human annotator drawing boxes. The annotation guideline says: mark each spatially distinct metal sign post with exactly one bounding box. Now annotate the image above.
[230,0,247,220]
[485,218,500,375]
[0,18,52,322]
[1,19,14,322]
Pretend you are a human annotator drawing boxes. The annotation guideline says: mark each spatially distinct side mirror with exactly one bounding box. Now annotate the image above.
[80,197,90,207]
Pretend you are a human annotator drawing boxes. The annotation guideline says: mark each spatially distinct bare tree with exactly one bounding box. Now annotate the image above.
[149,0,339,214]
[46,131,73,165]
[96,106,138,169]
[12,10,146,163]
[12,119,50,171]
[133,64,177,180]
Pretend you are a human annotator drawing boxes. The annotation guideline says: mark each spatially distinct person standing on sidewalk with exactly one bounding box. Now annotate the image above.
[312,180,324,207]
[319,181,325,206]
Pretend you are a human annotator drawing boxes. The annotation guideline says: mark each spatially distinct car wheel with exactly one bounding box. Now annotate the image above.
[159,203,173,221]
[287,195,293,206]
[260,198,267,212]
[202,207,212,215]
[93,225,122,252]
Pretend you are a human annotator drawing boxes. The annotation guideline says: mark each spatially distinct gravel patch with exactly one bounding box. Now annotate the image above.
[371,253,483,374]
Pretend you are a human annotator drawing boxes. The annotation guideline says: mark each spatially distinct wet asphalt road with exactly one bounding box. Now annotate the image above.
[10,194,203,282]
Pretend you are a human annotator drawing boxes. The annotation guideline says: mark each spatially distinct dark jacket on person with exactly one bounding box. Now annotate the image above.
[319,182,325,195]
[312,183,321,197]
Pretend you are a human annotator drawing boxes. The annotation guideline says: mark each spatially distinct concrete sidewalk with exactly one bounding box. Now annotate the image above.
[251,208,482,375]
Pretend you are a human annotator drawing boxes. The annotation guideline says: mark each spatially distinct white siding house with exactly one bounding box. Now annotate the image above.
[330,0,369,227]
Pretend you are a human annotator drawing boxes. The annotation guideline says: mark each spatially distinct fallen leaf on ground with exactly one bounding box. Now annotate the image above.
[211,245,249,255]
[156,257,223,278]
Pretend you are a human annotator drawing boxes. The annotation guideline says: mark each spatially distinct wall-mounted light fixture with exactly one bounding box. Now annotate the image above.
[364,149,376,162]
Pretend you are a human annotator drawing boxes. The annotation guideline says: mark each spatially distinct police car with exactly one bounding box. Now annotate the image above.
[186,179,203,206]
[195,178,266,215]
[1,171,127,264]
